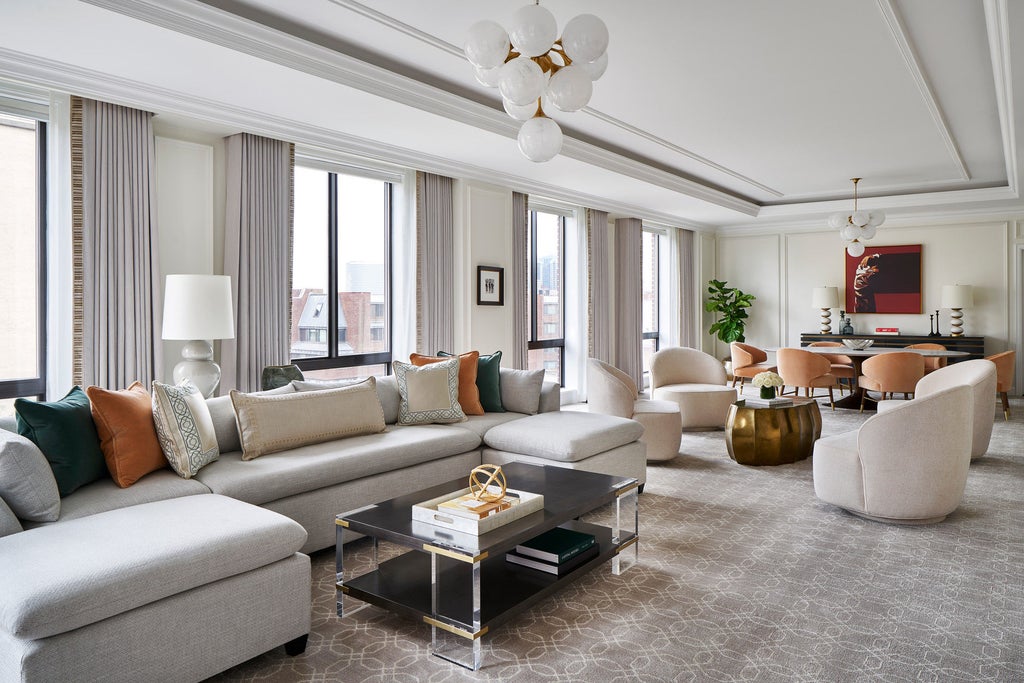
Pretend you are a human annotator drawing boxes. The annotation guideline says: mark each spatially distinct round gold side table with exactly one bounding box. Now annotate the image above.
[725,397,822,466]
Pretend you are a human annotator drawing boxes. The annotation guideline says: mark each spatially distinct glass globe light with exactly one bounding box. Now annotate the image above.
[827,213,847,229]
[518,116,563,162]
[475,65,503,88]
[499,56,546,105]
[860,224,877,240]
[847,240,866,258]
[546,65,592,112]
[465,20,510,69]
[561,14,609,64]
[839,224,858,242]
[507,4,558,58]
[867,210,885,227]
[503,97,539,121]
[577,51,608,81]
[851,210,870,227]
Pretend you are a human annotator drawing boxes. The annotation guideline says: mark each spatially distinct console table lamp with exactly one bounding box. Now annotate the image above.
[811,286,840,333]
[940,284,973,337]
[162,274,235,398]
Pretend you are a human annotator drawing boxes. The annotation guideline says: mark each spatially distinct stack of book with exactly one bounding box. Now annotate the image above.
[505,527,599,576]
[875,327,900,335]
[437,490,519,519]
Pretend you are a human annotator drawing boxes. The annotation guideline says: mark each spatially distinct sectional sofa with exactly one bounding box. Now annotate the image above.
[0,369,646,682]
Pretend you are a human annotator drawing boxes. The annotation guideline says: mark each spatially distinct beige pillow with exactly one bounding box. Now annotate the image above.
[151,380,220,478]
[230,377,386,460]
[393,359,467,425]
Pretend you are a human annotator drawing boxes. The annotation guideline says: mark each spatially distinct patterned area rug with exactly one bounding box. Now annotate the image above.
[209,398,1024,682]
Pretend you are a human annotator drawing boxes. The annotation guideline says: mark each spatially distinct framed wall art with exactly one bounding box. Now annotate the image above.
[477,266,504,306]
[845,244,922,313]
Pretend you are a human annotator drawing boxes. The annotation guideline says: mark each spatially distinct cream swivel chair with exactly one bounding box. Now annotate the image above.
[775,347,836,410]
[649,347,737,430]
[587,358,683,461]
[813,384,973,524]
[876,359,997,460]
[857,351,925,411]
[729,342,777,394]
[985,350,1016,420]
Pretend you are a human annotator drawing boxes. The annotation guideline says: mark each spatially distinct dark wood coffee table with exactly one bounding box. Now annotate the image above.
[335,462,639,671]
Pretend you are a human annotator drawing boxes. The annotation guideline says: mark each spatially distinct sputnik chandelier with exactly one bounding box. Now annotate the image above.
[464,2,609,163]
[829,178,886,257]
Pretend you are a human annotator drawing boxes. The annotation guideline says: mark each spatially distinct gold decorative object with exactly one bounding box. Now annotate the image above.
[469,464,506,502]
[725,400,822,466]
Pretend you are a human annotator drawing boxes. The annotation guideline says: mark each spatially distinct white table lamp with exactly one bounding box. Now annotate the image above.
[940,284,973,337]
[811,286,840,333]
[162,274,235,397]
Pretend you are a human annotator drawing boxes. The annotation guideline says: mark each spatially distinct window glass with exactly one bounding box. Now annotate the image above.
[528,210,565,385]
[291,167,329,360]
[641,230,661,382]
[337,174,388,357]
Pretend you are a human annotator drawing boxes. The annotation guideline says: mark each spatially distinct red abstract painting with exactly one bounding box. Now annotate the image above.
[845,244,922,314]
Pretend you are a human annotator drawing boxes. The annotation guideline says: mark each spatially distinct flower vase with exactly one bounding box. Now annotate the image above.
[760,386,776,400]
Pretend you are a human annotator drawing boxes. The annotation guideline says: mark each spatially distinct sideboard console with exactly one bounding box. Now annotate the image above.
[799,333,985,362]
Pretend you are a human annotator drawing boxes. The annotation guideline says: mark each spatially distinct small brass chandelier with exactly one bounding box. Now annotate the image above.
[464,2,609,162]
[828,178,886,257]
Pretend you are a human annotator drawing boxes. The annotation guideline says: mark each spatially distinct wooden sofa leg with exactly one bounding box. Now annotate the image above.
[285,634,308,656]
[1000,391,1010,421]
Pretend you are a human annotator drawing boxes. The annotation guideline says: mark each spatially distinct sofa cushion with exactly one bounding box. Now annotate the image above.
[291,375,401,425]
[452,412,529,439]
[0,496,23,538]
[86,382,168,488]
[231,378,386,460]
[484,411,644,463]
[195,424,481,506]
[412,351,484,415]
[0,429,60,522]
[441,350,504,412]
[206,384,295,453]
[15,387,108,497]
[151,380,220,478]
[0,494,306,640]
[499,368,545,414]
[393,359,467,425]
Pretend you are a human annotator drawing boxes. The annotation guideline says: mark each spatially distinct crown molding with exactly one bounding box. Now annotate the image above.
[984,0,1019,195]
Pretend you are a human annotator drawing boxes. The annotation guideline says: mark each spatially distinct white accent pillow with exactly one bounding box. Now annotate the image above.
[393,359,467,425]
[151,380,221,479]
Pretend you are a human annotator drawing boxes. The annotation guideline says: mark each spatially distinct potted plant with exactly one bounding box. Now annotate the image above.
[705,279,756,362]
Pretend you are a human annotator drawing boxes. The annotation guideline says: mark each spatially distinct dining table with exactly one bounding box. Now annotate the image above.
[775,346,970,411]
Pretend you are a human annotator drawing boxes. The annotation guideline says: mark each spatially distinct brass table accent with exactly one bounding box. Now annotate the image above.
[726,398,822,466]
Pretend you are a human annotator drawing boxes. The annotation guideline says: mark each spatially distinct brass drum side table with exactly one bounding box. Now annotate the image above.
[725,397,822,466]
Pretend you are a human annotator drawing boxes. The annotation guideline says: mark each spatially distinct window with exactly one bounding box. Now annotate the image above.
[0,113,46,417]
[528,210,564,385]
[641,229,661,384]
[291,167,392,380]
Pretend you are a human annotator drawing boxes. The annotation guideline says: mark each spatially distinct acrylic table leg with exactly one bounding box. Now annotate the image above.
[429,553,484,671]
[335,519,371,618]
[612,483,639,575]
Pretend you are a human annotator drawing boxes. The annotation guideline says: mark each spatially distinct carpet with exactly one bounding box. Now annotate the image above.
[209,398,1024,682]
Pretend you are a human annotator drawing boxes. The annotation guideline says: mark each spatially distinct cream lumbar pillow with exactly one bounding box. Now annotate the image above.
[393,358,467,425]
[151,380,220,478]
[230,377,385,460]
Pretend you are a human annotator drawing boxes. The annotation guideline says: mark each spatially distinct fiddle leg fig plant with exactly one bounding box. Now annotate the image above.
[705,279,756,344]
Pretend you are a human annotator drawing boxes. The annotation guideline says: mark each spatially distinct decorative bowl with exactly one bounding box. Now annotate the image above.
[842,339,874,350]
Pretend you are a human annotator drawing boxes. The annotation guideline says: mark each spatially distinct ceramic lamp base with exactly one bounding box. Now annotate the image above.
[949,308,964,337]
[172,339,221,398]
[819,308,832,334]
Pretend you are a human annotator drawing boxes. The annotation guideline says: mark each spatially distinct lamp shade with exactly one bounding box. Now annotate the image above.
[941,284,974,309]
[811,286,840,309]
[162,274,235,340]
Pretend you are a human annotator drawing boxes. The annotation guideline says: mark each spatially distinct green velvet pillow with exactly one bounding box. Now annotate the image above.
[15,386,108,496]
[439,350,504,413]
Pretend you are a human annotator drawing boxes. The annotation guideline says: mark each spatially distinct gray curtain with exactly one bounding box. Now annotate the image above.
[586,208,612,363]
[71,96,162,389]
[678,228,698,348]
[415,171,455,354]
[221,133,294,393]
[509,192,530,369]
[614,217,643,388]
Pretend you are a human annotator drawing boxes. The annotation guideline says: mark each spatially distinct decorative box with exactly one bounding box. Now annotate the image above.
[412,487,544,536]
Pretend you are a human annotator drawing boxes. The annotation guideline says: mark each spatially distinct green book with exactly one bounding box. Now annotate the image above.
[515,527,596,564]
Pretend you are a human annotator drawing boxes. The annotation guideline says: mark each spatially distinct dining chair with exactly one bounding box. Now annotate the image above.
[729,342,777,393]
[858,352,925,412]
[776,347,836,411]
[985,350,1016,420]
[905,343,947,374]
[807,342,856,395]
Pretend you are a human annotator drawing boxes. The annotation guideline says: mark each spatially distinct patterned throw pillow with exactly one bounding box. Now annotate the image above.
[393,358,467,425]
[151,380,220,479]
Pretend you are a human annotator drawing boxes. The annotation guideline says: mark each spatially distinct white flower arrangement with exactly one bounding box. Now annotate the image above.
[752,371,783,389]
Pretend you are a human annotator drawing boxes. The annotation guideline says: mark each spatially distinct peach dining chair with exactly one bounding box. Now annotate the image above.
[857,351,925,412]
[776,347,836,411]
[729,342,777,393]
[985,350,1016,420]
[807,342,856,395]
[905,343,947,374]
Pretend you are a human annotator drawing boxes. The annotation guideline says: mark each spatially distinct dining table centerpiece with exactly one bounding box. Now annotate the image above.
[753,371,784,399]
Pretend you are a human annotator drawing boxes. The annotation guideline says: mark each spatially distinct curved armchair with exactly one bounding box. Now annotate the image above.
[877,359,997,459]
[650,347,737,429]
[813,384,972,524]
[906,343,947,374]
[587,358,682,461]
[729,342,777,392]
[776,348,836,410]
[858,352,925,411]
[985,350,1016,420]
[807,342,855,395]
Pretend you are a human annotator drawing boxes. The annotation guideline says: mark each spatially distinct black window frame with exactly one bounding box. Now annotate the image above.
[527,210,565,386]
[641,227,661,351]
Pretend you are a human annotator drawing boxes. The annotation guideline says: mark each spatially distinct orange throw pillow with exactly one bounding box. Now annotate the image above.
[86,381,168,487]
[410,351,484,415]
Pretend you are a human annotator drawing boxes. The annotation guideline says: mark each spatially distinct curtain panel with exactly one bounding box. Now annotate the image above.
[221,133,294,393]
[586,208,612,363]
[71,96,162,389]
[415,171,455,354]
[614,217,643,389]
[509,191,530,369]
[677,228,698,349]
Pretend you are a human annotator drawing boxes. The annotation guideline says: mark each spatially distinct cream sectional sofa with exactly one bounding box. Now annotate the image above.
[0,370,645,682]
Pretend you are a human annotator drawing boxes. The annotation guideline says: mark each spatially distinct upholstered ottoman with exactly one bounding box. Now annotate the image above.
[652,384,737,430]
[481,411,647,487]
[632,399,683,461]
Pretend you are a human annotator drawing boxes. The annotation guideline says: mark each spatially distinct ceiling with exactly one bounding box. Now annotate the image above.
[1,0,1022,230]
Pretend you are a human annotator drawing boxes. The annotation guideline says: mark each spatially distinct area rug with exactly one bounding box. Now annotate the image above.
[209,398,1024,682]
